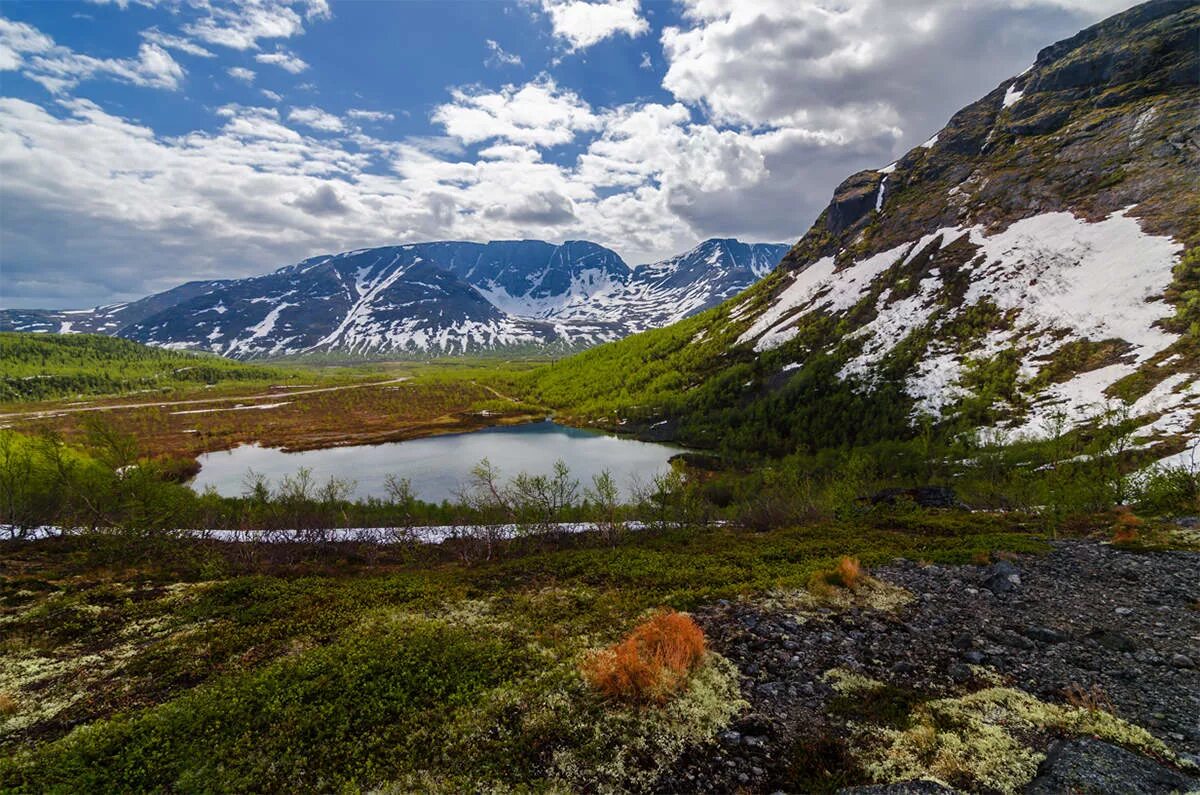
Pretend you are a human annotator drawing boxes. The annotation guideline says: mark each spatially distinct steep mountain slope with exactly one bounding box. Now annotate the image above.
[2,239,787,358]
[529,0,1200,459]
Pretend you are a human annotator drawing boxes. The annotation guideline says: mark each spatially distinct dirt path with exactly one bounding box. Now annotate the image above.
[0,378,411,421]
[473,381,519,403]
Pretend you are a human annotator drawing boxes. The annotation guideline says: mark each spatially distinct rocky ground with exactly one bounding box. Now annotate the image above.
[658,540,1200,794]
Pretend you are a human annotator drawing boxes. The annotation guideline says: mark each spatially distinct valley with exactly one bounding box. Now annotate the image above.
[2,2,1199,793]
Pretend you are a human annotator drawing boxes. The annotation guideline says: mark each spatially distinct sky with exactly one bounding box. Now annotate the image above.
[0,0,1138,309]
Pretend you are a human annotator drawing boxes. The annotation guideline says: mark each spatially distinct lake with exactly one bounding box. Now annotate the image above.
[190,420,682,503]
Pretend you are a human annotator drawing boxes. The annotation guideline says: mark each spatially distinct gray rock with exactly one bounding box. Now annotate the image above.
[1025,738,1198,794]
[983,572,1020,594]
[989,560,1020,578]
[1086,627,1137,653]
[1024,626,1067,644]
[1169,653,1195,669]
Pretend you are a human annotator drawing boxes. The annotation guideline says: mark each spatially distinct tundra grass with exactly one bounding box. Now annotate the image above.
[0,515,1046,792]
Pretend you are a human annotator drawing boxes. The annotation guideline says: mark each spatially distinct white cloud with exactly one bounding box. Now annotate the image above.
[227,66,256,83]
[484,39,522,68]
[261,88,283,102]
[660,0,1115,143]
[539,0,649,51]
[140,27,216,58]
[347,108,394,122]
[288,105,344,132]
[184,1,330,51]
[0,17,55,70]
[432,77,600,147]
[31,42,184,93]
[1,16,183,92]
[255,48,309,73]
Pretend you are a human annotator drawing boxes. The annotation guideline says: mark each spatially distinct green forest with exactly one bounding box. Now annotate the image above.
[0,333,303,402]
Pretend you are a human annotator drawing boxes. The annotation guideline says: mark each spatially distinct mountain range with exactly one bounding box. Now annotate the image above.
[0,238,788,358]
[529,0,1200,459]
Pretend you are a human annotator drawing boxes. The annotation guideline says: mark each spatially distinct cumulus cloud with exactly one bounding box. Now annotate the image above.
[255,47,309,73]
[0,17,54,71]
[432,77,600,147]
[289,183,350,216]
[288,105,343,132]
[662,0,1104,141]
[1,18,184,93]
[347,108,394,122]
[140,27,216,58]
[539,0,649,51]
[227,66,256,83]
[184,1,330,51]
[484,189,576,225]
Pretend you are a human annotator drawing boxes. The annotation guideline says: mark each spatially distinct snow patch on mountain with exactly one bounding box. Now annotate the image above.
[963,208,1179,362]
[740,207,1187,438]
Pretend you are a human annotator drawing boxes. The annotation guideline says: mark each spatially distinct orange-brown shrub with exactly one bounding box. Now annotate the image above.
[1111,508,1142,543]
[831,556,863,589]
[582,610,706,704]
[808,556,866,597]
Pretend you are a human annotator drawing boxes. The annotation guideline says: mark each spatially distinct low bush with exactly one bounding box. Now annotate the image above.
[582,610,706,705]
[809,556,864,596]
[1111,507,1142,544]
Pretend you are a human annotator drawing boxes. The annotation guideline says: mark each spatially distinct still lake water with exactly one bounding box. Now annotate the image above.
[190,421,681,503]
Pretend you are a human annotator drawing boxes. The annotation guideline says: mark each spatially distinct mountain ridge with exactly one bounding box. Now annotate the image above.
[1,237,789,358]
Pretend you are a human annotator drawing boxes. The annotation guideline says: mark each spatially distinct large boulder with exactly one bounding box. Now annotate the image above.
[1025,738,1197,794]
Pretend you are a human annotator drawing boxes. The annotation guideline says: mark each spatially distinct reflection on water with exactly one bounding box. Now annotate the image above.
[191,421,681,503]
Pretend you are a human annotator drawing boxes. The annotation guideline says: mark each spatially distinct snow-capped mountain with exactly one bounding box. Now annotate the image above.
[528,1,1200,460]
[534,239,789,332]
[1,238,788,358]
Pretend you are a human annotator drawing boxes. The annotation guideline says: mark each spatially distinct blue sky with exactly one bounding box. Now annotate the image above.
[0,0,1132,308]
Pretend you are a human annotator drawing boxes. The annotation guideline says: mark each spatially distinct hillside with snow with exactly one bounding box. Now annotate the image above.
[529,1,1200,461]
[1,238,788,358]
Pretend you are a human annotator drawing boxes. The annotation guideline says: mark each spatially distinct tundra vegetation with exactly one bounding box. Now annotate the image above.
[2,392,1199,790]
[2,339,1199,791]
